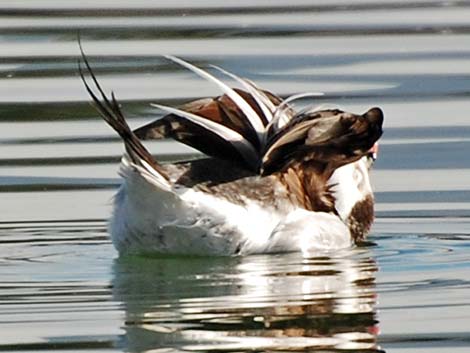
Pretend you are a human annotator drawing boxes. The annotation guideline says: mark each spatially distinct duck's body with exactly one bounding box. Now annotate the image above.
[111,157,357,255]
[80,54,382,256]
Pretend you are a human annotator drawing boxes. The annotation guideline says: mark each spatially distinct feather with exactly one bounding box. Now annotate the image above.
[78,43,170,184]
[209,65,274,124]
[164,55,266,142]
[262,108,383,176]
[150,103,259,170]
[243,79,278,114]
[269,92,325,132]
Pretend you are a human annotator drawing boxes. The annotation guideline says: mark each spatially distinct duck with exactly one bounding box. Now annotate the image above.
[80,54,383,256]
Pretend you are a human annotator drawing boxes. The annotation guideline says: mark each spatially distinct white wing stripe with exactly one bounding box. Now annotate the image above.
[210,65,273,124]
[150,103,259,168]
[269,92,325,131]
[164,55,265,141]
[244,79,277,114]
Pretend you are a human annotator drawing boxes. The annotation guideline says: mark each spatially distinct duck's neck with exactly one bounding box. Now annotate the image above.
[347,194,374,242]
[329,159,375,242]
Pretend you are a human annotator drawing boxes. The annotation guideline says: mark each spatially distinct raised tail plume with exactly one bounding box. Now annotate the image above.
[78,43,170,185]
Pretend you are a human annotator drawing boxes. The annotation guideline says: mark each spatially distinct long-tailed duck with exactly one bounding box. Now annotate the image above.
[80,53,383,256]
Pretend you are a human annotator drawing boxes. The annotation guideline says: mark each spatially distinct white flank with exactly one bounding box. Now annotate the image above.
[179,189,350,255]
[151,103,259,168]
[165,55,266,141]
[112,158,354,256]
[268,209,351,255]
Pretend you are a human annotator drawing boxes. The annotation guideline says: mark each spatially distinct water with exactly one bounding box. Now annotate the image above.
[1,1,470,352]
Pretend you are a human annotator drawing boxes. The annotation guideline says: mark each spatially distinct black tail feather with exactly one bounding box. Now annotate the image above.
[78,43,169,181]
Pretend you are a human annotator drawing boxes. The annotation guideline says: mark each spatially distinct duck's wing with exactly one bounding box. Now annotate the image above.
[134,91,282,173]
[132,58,288,172]
[163,56,268,141]
[135,89,273,148]
[261,107,384,176]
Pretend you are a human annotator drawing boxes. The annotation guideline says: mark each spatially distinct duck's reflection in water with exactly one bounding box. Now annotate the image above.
[112,249,381,352]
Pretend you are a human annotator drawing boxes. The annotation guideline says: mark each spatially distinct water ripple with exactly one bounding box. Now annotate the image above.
[112,251,380,352]
[2,1,470,351]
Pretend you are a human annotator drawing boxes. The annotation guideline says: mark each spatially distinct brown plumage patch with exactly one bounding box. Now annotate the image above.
[278,162,337,213]
[262,108,383,176]
[347,194,375,243]
[164,158,290,210]
[170,158,254,187]
[135,88,282,152]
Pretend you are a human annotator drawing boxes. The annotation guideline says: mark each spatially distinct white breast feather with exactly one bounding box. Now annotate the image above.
[329,158,372,222]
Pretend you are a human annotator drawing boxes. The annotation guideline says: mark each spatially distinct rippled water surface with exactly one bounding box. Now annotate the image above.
[1,1,470,352]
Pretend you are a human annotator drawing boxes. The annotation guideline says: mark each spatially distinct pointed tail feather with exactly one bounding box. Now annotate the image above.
[78,44,170,184]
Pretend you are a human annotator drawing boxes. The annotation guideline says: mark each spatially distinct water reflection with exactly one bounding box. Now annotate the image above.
[112,250,380,352]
